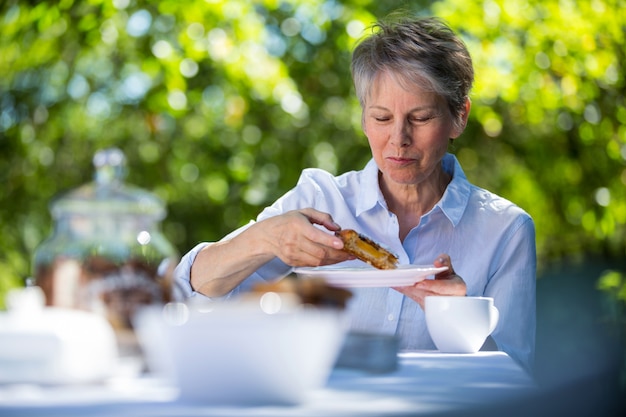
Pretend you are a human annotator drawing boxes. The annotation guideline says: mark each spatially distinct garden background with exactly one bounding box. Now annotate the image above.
[1,0,625,412]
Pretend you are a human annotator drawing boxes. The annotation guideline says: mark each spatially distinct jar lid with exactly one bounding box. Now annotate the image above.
[50,148,166,220]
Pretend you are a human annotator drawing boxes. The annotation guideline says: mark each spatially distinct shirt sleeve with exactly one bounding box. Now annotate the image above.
[172,242,212,301]
[484,215,537,375]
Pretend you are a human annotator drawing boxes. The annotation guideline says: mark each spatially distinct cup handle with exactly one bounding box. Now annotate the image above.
[489,305,499,334]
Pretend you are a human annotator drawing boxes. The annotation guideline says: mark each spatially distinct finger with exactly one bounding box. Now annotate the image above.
[286,225,348,265]
[265,210,348,265]
[301,226,344,251]
[392,285,432,310]
[296,213,344,250]
[433,253,451,269]
[415,276,466,296]
[322,249,355,265]
[288,242,352,267]
[299,208,342,232]
[433,254,457,279]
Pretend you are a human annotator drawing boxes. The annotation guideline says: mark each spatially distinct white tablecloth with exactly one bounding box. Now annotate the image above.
[0,351,537,417]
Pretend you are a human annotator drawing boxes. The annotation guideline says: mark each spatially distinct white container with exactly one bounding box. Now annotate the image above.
[425,296,499,353]
[135,295,347,405]
[0,287,118,384]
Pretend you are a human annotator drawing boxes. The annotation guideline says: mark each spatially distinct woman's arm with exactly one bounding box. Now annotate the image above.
[189,208,350,297]
[484,216,537,373]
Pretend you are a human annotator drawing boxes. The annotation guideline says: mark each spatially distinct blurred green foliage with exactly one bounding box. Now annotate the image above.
[1,0,625,309]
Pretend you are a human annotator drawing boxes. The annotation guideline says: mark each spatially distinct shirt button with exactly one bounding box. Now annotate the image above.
[387,314,394,321]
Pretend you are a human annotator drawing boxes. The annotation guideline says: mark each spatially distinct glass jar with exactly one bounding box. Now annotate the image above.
[33,148,178,357]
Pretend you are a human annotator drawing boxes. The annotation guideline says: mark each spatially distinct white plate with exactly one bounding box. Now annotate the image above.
[293,265,448,288]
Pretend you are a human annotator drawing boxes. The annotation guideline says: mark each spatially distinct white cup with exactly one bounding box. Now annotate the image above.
[425,296,499,353]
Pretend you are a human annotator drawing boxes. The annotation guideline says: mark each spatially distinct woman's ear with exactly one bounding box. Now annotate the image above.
[451,97,471,138]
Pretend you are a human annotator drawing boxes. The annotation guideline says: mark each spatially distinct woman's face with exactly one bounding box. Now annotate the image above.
[363,71,466,189]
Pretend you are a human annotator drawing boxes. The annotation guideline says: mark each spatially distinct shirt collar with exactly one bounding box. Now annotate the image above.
[437,153,471,227]
[356,159,384,216]
[356,153,471,226]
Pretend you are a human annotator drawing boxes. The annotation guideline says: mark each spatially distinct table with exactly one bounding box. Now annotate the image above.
[0,351,537,417]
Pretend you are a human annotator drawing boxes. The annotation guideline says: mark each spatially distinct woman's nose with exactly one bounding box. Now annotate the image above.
[390,120,412,147]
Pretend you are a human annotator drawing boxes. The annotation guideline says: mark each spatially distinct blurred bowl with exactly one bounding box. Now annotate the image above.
[135,294,348,405]
[0,288,118,384]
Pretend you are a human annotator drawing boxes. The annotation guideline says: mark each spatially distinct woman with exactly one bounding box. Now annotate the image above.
[175,15,536,373]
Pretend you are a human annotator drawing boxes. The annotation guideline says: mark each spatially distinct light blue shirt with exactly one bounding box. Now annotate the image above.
[174,154,536,373]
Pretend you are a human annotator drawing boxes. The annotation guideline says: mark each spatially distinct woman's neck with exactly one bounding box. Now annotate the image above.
[380,168,451,241]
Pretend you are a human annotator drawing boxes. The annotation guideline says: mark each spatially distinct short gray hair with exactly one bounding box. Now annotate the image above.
[351,14,474,129]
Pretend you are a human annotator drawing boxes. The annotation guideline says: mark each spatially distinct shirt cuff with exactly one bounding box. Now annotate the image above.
[173,242,211,301]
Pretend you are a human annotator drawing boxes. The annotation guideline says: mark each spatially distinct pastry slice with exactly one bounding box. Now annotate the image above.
[336,229,398,270]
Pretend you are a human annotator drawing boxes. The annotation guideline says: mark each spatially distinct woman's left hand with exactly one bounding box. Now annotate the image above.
[392,254,466,310]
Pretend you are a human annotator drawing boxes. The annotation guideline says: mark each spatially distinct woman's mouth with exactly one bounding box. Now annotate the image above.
[387,156,415,165]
